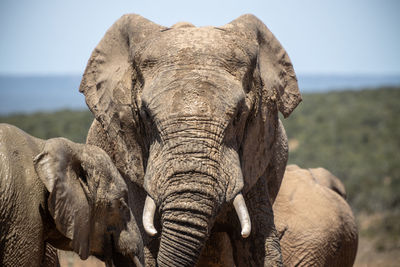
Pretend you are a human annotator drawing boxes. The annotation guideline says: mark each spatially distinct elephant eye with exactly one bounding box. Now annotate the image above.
[107,198,128,222]
[140,105,157,141]
[242,57,257,93]
[110,196,130,219]
[233,103,244,127]
[140,106,152,121]
[141,58,158,69]
[76,163,88,185]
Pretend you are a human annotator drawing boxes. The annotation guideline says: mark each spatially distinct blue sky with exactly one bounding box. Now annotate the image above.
[1,0,399,75]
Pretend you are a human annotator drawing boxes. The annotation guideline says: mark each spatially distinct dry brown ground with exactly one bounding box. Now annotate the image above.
[354,236,400,267]
[59,237,400,267]
[58,251,104,267]
[353,212,400,267]
[59,213,400,266]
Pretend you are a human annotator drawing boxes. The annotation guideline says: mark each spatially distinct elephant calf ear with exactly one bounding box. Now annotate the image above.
[34,139,91,260]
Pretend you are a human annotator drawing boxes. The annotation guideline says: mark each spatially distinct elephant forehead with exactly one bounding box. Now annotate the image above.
[138,27,253,119]
[137,27,257,68]
[142,69,245,120]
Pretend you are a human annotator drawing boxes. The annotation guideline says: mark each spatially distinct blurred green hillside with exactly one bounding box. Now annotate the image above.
[0,109,93,143]
[1,87,399,256]
[283,87,400,215]
[281,87,400,255]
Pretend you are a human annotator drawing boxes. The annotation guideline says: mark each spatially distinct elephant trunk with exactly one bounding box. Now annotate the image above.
[144,117,250,266]
[112,209,144,267]
[157,183,219,267]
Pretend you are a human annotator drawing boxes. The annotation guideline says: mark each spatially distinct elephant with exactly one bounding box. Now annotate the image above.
[306,166,347,199]
[79,13,301,266]
[0,123,143,267]
[197,165,358,267]
[273,165,358,267]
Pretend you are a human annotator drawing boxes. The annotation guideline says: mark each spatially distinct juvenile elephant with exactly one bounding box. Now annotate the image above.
[0,124,143,267]
[198,165,358,267]
[273,165,358,267]
[80,14,301,266]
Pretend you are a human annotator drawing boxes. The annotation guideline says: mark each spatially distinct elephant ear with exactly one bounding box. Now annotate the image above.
[224,14,300,192]
[79,14,165,184]
[34,138,91,260]
[226,14,301,117]
[309,167,347,199]
[79,13,165,137]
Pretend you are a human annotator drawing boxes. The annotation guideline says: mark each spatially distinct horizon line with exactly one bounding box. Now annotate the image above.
[1,72,400,77]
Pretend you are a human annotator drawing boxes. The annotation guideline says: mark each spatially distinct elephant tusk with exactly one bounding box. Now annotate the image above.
[233,193,251,238]
[143,195,158,236]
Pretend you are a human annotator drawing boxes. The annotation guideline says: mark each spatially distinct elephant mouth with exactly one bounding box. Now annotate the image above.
[142,193,251,238]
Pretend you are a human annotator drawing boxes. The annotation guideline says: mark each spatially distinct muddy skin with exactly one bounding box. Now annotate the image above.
[80,14,301,266]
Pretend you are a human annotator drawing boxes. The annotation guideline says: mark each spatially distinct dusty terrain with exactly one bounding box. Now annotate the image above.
[59,232,400,266]
[354,236,400,267]
[58,251,104,267]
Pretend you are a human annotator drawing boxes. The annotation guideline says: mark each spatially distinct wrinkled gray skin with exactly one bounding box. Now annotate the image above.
[198,165,359,267]
[80,14,301,266]
[0,124,143,267]
[274,165,358,266]
[307,166,347,199]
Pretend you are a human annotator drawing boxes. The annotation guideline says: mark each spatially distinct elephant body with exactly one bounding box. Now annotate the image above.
[0,124,58,266]
[80,14,301,266]
[274,165,358,267]
[197,165,358,267]
[0,124,143,267]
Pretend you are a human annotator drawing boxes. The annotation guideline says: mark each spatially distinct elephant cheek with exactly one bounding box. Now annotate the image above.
[240,112,276,192]
[142,142,164,203]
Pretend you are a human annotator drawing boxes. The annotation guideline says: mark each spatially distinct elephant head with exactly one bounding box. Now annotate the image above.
[80,14,301,266]
[34,138,143,267]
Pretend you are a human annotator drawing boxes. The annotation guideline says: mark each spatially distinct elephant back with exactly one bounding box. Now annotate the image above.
[274,165,358,267]
[0,124,49,266]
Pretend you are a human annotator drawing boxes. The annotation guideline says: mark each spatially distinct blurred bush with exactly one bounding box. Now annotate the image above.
[282,87,400,215]
[281,87,400,252]
[0,109,93,143]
